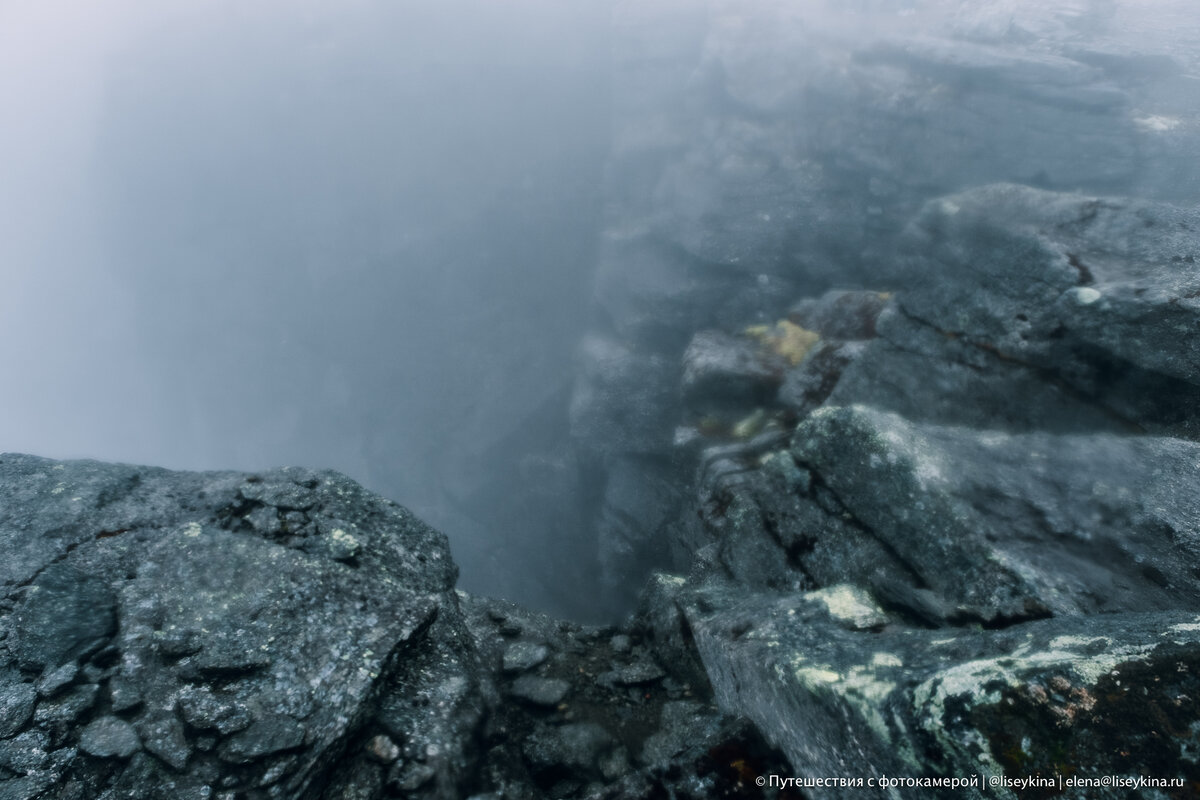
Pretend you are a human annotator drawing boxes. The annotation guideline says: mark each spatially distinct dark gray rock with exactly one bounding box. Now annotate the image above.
[0,731,49,776]
[12,562,116,672]
[0,684,36,739]
[792,405,1200,621]
[217,714,305,764]
[79,716,140,759]
[501,642,549,674]
[33,684,98,728]
[681,581,1200,800]
[609,662,666,687]
[509,676,570,707]
[0,455,480,800]
[523,722,614,778]
[35,663,77,698]
[832,185,1200,437]
[136,711,191,771]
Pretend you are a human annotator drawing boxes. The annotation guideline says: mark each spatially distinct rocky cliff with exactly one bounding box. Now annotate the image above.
[5,1,1200,798]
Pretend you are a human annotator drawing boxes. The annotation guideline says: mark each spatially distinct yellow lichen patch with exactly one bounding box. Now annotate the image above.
[743,320,820,366]
[732,408,766,439]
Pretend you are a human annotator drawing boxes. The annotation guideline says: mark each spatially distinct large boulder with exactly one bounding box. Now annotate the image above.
[675,580,1200,800]
[831,184,1200,437]
[0,455,482,800]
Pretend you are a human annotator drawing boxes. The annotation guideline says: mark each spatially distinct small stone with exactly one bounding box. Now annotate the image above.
[365,733,401,764]
[613,662,666,686]
[244,505,283,535]
[0,683,37,737]
[108,676,143,713]
[509,676,571,707]
[177,688,252,735]
[502,642,549,673]
[137,712,192,771]
[0,731,49,774]
[217,714,306,763]
[37,663,78,697]
[34,683,98,725]
[155,626,202,658]
[79,716,141,759]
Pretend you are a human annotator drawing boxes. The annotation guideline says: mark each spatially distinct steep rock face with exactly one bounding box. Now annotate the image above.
[622,185,1200,797]
[572,0,1200,606]
[0,456,794,800]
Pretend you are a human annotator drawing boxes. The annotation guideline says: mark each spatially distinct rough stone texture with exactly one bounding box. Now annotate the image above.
[457,592,795,800]
[570,0,1200,618]
[679,582,1200,800]
[830,184,1200,438]
[0,456,481,800]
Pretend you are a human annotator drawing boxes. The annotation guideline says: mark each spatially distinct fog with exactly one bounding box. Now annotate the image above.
[2,0,1196,618]
[2,0,611,610]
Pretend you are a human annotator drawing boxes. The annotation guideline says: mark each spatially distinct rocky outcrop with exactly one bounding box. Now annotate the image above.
[572,0,1200,607]
[628,184,1200,798]
[0,455,795,800]
[0,456,482,800]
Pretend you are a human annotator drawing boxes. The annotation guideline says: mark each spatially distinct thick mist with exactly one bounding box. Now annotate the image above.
[3,0,1197,619]
[1,0,610,610]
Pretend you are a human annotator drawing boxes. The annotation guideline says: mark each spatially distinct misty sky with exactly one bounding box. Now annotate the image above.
[0,0,608,474]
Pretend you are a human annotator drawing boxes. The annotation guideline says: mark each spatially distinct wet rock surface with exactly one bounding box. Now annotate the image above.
[0,457,792,800]
[7,3,1200,798]
[0,457,481,800]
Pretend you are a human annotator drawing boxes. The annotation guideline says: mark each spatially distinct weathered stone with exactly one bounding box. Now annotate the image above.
[501,642,549,674]
[217,714,306,764]
[0,731,49,774]
[12,563,116,672]
[135,711,191,771]
[508,676,570,707]
[364,734,400,764]
[0,684,36,739]
[0,456,478,799]
[79,716,141,759]
[684,583,1200,800]
[35,664,77,698]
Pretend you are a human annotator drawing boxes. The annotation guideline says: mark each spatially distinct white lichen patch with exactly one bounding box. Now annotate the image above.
[872,652,904,668]
[792,663,842,686]
[1072,286,1102,305]
[1048,635,1110,651]
[914,639,1161,740]
[806,584,888,630]
[788,653,915,763]
[1167,619,1200,635]
[50,485,65,495]
[183,522,203,538]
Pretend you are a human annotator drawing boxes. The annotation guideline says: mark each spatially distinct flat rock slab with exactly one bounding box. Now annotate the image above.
[683,583,1200,800]
[791,405,1200,622]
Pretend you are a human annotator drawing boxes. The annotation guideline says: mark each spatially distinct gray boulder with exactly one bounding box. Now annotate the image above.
[0,455,481,800]
[832,184,1200,437]
[678,579,1200,800]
